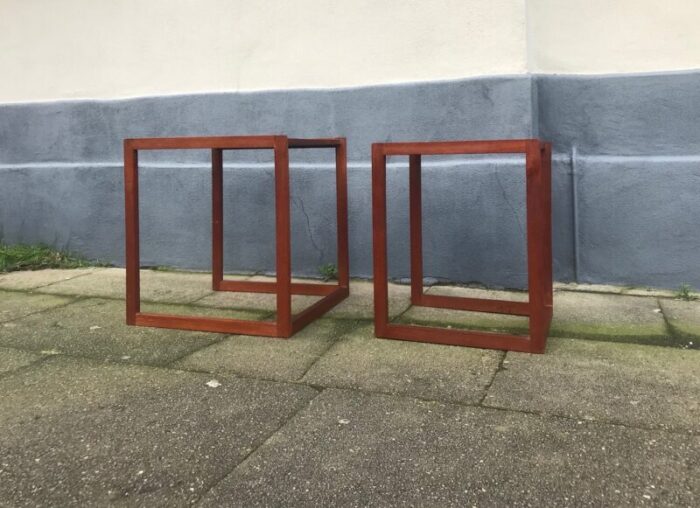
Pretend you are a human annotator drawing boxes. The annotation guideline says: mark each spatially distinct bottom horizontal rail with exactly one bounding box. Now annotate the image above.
[291,286,349,334]
[217,280,337,296]
[378,323,536,353]
[135,312,279,336]
[418,294,530,316]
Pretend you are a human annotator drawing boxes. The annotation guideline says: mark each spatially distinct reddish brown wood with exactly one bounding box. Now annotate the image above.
[135,313,278,336]
[211,148,224,291]
[372,144,390,337]
[409,154,423,305]
[371,138,553,353]
[419,294,530,316]
[218,280,337,296]
[124,135,350,338]
[291,286,349,334]
[124,141,140,324]
[335,139,350,289]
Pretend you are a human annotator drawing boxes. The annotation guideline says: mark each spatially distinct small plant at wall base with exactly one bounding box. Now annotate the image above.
[318,263,338,281]
[0,243,107,272]
[675,283,698,301]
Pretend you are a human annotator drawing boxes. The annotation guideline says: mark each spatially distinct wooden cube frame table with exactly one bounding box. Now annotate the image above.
[371,139,552,353]
[124,135,349,337]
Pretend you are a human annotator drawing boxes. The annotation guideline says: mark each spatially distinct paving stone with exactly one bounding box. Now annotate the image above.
[200,388,699,507]
[173,319,357,382]
[0,346,44,374]
[0,356,318,506]
[554,282,627,295]
[550,291,671,345]
[323,280,411,319]
[0,298,262,366]
[37,267,216,303]
[659,299,700,345]
[195,287,321,314]
[302,324,502,404]
[0,291,74,323]
[0,268,100,290]
[485,338,700,432]
[398,286,530,334]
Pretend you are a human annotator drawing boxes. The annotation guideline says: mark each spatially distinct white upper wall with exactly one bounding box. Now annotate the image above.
[0,0,527,102]
[1,0,699,103]
[528,0,700,74]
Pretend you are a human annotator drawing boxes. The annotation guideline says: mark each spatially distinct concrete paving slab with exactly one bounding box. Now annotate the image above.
[659,299,700,345]
[550,291,671,345]
[0,290,74,323]
[195,289,321,314]
[201,388,699,507]
[302,324,502,404]
[0,267,100,290]
[324,280,411,319]
[0,356,318,506]
[0,346,44,375]
[485,338,700,432]
[37,267,216,303]
[194,275,341,314]
[173,319,357,382]
[398,286,530,334]
[0,298,262,366]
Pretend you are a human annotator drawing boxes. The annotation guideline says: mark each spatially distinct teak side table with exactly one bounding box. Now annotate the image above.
[124,135,349,338]
[371,139,553,353]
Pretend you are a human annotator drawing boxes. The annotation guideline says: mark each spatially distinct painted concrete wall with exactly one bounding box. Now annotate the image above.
[1,2,699,289]
[2,71,699,289]
[0,0,527,102]
[528,0,700,73]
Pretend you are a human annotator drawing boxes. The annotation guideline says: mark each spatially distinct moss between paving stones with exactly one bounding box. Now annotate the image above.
[485,337,700,432]
[301,323,502,404]
[0,356,318,506]
[0,290,75,323]
[0,346,44,375]
[658,299,700,348]
[173,318,359,382]
[0,298,268,366]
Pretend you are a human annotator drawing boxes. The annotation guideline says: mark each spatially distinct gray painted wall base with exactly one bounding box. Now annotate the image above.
[1,71,699,288]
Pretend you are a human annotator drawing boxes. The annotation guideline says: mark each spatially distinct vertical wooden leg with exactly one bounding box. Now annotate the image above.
[124,143,140,324]
[409,154,423,305]
[372,145,389,336]
[543,143,554,311]
[526,141,547,352]
[212,148,224,291]
[274,137,292,337]
[335,139,350,288]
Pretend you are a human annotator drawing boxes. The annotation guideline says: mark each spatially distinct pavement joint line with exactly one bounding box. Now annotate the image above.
[477,350,507,406]
[657,297,677,340]
[293,330,351,383]
[191,388,325,506]
[160,335,233,367]
[479,399,699,436]
[29,268,104,290]
[0,295,84,324]
[0,353,52,382]
[0,344,696,437]
[656,297,695,347]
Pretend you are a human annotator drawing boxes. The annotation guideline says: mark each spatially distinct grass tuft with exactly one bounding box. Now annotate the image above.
[675,283,698,302]
[0,243,108,273]
[318,263,338,281]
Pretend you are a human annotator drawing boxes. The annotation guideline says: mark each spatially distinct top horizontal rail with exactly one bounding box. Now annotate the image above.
[124,136,345,151]
[125,136,281,150]
[375,139,541,156]
[288,138,344,149]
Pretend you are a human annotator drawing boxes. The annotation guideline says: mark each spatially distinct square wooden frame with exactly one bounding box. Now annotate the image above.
[371,139,553,353]
[124,135,349,338]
